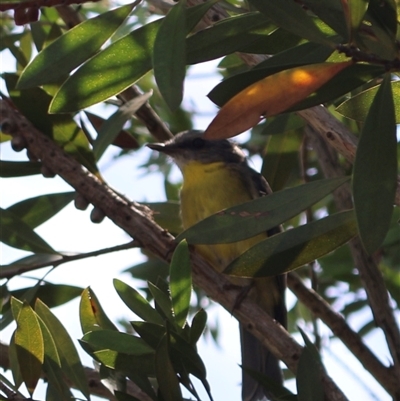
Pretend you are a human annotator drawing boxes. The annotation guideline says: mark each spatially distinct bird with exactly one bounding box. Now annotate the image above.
[147,130,286,401]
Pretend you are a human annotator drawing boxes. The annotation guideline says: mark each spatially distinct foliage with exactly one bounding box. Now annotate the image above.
[0,0,399,400]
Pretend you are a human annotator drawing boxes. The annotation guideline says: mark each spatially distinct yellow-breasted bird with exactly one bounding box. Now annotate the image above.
[147,130,286,401]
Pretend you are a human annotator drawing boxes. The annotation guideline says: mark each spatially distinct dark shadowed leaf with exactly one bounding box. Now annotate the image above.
[170,240,191,327]
[177,177,349,244]
[17,2,137,88]
[1,207,57,254]
[352,75,397,254]
[189,309,207,345]
[148,282,174,322]
[11,298,44,395]
[113,279,164,325]
[153,0,186,110]
[248,0,330,45]
[297,328,324,401]
[155,334,183,401]
[143,202,181,235]
[93,91,152,160]
[7,192,75,228]
[0,161,42,177]
[224,210,357,277]
[35,299,90,399]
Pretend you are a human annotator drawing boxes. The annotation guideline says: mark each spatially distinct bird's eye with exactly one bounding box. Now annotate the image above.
[192,137,205,148]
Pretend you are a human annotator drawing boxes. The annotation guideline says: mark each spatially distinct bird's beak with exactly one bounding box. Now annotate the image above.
[146,142,166,152]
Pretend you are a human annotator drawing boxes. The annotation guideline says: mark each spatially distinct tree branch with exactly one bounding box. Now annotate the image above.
[0,99,349,401]
[306,125,400,388]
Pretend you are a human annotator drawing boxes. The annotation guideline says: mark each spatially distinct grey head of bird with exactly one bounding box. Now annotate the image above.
[146,130,246,169]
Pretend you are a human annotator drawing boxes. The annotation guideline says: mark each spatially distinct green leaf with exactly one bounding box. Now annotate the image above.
[297,328,324,401]
[11,283,82,310]
[93,91,152,160]
[153,0,186,110]
[123,257,169,284]
[190,309,207,345]
[17,2,137,88]
[0,207,57,254]
[155,334,183,401]
[170,240,192,327]
[83,330,154,355]
[225,210,358,277]
[248,0,330,45]
[79,287,118,335]
[9,333,23,390]
[261,129,303,191]
[38,316,73,401]
[4,73,99,175]
[7,192,75,229]
[346,0,370,38]
[186,12,277,65]
[35,299,90,400]
[11,298,44,395]
[0,160,42,177]
[142,202,181,235]
[352,75,397,254]
[50,19,160,113]
[177,177,350,244]
[336,81,400,123]
[148,282,174,322]
[113,279,164,325]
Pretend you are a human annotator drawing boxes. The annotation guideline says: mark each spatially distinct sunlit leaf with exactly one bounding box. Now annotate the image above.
[177,177,350,244]
[35,299,90,399]
[344,0,369,39]
[204,62,352,139]
[170,240,191,327]
[11,298,44,395]
[17,2,137,88]
[1,207,57,254]
[352,75,397,254]
[224,210,357,277]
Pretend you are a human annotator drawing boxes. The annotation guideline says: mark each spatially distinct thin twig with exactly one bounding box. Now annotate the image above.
[1,241,141,280]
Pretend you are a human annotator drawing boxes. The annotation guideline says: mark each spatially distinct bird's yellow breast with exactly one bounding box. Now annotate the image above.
[179,161,266,272]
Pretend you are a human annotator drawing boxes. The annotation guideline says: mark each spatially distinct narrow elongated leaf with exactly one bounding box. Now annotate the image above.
[154,0,186,110]
[352,75,397,254]
[0,160,41,177]
[224,210,357,277]
[83,330,154,355]
[79,287,118,335]
[248,0,330,45]
[170,240,192,327]
[143,202,181,235]
[113,279,164,325]
[346,0,369,38]
[155,334,183,401]
[17,2,137,89]
[297,328,324,401]
[1,207,57,254]
[190,309,207,345]
[12,299,44,395]
[148,282,174,322]
[35,299,90,400]
[7,192,75,229]
[186,12,277,64]
[93,91,152,160]
[9,333,23,390]
[177,177,349,244]
[336,80,400,122]
[204,62,352,139]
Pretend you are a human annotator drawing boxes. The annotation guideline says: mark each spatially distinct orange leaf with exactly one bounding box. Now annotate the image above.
[204,61,353,140]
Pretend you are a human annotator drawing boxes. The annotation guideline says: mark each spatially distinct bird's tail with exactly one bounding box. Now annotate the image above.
[240,326,283,401]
